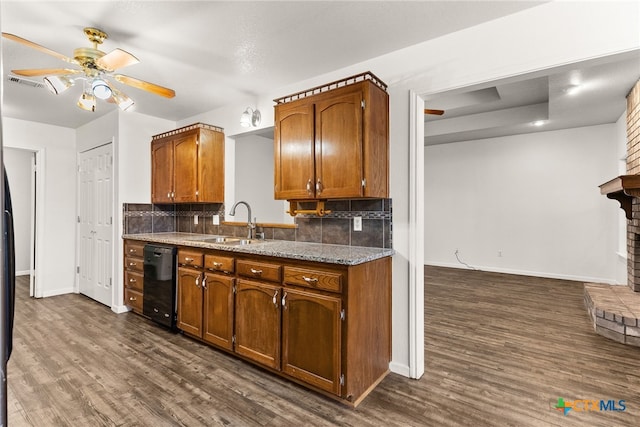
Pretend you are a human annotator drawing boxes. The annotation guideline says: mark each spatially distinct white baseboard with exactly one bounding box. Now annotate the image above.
[425,261,618,285]
[111,304,130,314]
[389,361,411,378]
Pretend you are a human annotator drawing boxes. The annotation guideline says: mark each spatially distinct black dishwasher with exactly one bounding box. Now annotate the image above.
[143,244,177,329]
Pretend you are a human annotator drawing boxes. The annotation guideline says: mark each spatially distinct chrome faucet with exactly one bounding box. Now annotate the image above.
[230,200,255,239]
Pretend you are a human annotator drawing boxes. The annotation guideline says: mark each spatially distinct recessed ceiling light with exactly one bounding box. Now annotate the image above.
[532,120,545,127]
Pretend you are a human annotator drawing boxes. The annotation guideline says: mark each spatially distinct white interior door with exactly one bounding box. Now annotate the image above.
[78,143,113,306]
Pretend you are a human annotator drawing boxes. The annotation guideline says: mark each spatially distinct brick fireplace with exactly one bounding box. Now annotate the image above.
[600,79,640,292]
[585,78,640,346]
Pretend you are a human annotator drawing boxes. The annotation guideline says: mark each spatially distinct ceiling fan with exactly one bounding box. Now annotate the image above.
[2,27,175,112]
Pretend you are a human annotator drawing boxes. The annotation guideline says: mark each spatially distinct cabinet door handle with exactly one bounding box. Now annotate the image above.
[302,276,318,284]
[272,289,278,307]
[316,179,322,195]
[129,296,137,301]
[306,178,313,195]
[281,291,287,308]
[250,268,263,276]
[202,275,207,290]
[153,308,159,313]
[195,275,200,288]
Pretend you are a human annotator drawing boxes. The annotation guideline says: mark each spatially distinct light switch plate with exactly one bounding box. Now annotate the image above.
[213,214,220,225]
[194,215,199,225]
[353,216,362,231]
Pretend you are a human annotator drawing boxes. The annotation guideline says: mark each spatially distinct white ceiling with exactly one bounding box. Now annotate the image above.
[1,1,637,146]
[423,51,640,145]
[1,1,545,129]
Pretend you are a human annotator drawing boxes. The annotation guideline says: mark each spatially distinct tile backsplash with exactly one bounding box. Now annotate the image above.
[123,198,392,249]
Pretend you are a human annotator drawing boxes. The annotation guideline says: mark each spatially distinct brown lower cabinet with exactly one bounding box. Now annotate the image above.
[177,250,235,350]
[123,240,145,314]
[172,247,390,406]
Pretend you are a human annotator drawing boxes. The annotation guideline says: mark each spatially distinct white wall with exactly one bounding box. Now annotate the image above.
[425,124,621,283]
[233,133,291,224]
[3,147,32,274]
[2,117,76,297]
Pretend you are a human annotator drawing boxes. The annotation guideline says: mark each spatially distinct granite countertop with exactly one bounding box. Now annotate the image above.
[122,232,394,266]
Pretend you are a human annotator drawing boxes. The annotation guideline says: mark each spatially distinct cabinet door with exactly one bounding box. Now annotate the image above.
[315,88,364,198]
[173,133,199,202]
[274,101,315,200]
[234,279,281,369]
[177,267,203,337]
[282,288,342,395]
[197,129,225,203]
[203,273,234,350]
[151,139,174,203]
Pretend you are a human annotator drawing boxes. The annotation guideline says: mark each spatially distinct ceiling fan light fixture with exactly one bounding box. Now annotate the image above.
[113,89,135,111]
[92,78,112,100]
[240,107,261,128]
[43,75,74,94]
[77,91,96,112]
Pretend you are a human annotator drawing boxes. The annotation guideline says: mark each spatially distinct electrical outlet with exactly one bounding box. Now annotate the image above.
[213,214,220,225]
[353,216,362,231]
[194,215,199,225]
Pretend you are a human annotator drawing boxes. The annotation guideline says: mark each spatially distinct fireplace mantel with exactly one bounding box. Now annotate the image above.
[599,175,640,219]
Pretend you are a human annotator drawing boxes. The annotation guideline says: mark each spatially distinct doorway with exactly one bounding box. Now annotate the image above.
[3,147,41,297]
[77,143,114,306]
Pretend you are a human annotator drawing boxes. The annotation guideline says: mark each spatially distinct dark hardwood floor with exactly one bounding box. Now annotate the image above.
[7,267,640,426]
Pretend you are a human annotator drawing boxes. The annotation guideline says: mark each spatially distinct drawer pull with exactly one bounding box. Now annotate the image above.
[213,262,223,269]
[129,296,137,301]
[128,262,137,267]
[302,276,318,283]
[129,248,137,254]
[128,278,137,283]
[153,308,159,313]
[250,268,263,276]
[184,257,194,263]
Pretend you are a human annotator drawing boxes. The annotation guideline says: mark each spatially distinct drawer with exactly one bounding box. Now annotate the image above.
[124,271,143,292]
[125,288,143,313]
[178,249,204,268]
[125,256,144,273]
[204,254,234,273]
[237,259,281,283]
[284,266,342,293]
[124,240,145,258]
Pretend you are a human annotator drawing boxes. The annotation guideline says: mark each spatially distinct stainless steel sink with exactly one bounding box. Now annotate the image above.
[200,236,260,245]
[201,236,239,244]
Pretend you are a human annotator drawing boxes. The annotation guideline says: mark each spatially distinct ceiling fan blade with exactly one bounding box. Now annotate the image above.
[114,74,175,98]
[96,48,140,72]
[2,32,77,65]
[11,68,81,77]
[424,109,445,115]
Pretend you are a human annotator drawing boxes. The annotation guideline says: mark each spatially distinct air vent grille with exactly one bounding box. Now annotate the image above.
[7,75,45,89]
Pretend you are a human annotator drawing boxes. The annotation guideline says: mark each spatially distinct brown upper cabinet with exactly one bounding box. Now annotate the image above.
[151,123,225,203]
[274,72,389,201]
